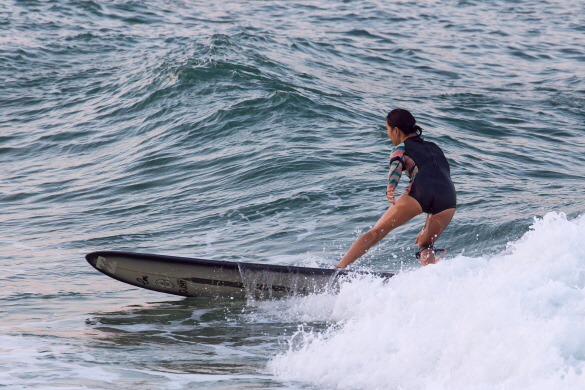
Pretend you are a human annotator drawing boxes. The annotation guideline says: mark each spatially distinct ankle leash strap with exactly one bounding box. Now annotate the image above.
[416,245,447,260]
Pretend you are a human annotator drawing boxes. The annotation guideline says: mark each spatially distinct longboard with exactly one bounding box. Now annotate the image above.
[86,251,394,299]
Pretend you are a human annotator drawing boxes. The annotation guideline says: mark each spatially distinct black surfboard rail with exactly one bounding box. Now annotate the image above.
[86,251,394,299]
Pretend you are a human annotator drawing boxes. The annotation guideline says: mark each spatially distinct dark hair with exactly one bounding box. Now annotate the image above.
[386,108,423,137]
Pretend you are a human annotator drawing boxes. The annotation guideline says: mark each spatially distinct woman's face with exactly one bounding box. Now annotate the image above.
[386,123,402,146]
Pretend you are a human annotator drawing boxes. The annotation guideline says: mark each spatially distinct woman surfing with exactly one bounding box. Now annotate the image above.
[335,109,456,268]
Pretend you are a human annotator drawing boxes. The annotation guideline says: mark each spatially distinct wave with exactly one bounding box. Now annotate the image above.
[269,212,585,389]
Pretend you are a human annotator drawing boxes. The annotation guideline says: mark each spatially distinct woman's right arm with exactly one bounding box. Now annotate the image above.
[387,145,405,204]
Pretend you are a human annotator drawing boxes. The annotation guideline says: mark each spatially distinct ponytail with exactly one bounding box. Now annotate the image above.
[412,124,423,137]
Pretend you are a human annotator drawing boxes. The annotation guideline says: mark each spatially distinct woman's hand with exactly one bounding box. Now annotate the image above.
[386,186,397,204]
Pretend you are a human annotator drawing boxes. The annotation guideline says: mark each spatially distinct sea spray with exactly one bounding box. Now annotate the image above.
[269,212,585,389]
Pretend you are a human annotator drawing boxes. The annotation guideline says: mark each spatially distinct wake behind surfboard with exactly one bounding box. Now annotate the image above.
[86,251,394,299]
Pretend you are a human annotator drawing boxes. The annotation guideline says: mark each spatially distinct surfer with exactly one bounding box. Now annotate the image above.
[335,109,456,268]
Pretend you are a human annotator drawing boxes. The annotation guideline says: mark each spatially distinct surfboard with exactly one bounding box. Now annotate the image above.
[86,251,394,299]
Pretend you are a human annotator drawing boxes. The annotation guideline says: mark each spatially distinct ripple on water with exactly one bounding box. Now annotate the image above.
[1,0,585,389]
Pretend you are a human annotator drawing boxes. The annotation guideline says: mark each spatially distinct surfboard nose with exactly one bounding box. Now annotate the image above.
[85,251,119,275]
[85,252,98,266]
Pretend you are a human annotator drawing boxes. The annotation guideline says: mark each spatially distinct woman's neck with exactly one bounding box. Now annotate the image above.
[399,132,418,144]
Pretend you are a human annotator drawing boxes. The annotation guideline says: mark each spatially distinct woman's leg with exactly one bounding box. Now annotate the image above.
[373,193,423,231]
[336,193,422,268]
[416,208,456,266]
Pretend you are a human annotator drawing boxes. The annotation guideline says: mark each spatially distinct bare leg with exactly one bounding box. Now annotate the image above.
[336,193,423,269]
[415,208,456,266]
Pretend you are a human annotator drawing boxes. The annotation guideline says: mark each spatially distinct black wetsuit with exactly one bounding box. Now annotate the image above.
[387,135,456,214]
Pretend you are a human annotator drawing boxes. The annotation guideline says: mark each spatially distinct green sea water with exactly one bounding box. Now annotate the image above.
[1,0,585,388]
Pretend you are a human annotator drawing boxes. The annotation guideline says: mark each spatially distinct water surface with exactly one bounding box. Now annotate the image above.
[1,0,585,388]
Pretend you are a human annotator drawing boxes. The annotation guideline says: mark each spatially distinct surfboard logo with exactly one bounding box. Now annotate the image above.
[136,275,149,285]
[155,279,174,289]
[177,279,188,295]
[95,256,117,274]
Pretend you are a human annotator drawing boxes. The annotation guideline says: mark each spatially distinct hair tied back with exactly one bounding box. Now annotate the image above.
[412,124,423,137]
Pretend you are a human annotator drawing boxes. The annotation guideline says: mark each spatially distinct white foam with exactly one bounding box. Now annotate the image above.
[205,227,229,254]
[297,221,317,241]
[269,212,585,389]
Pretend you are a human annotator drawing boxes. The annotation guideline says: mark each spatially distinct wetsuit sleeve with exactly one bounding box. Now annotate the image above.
[403,155,417,193]
[387,144,405,191]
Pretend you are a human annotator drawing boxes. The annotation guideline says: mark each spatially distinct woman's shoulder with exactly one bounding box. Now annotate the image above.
[390,142,405,155]
[405,136,442,150]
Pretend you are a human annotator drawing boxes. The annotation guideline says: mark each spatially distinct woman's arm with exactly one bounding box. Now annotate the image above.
[386,145,405,204]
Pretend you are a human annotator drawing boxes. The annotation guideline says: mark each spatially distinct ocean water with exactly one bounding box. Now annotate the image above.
[1,0,585,389]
